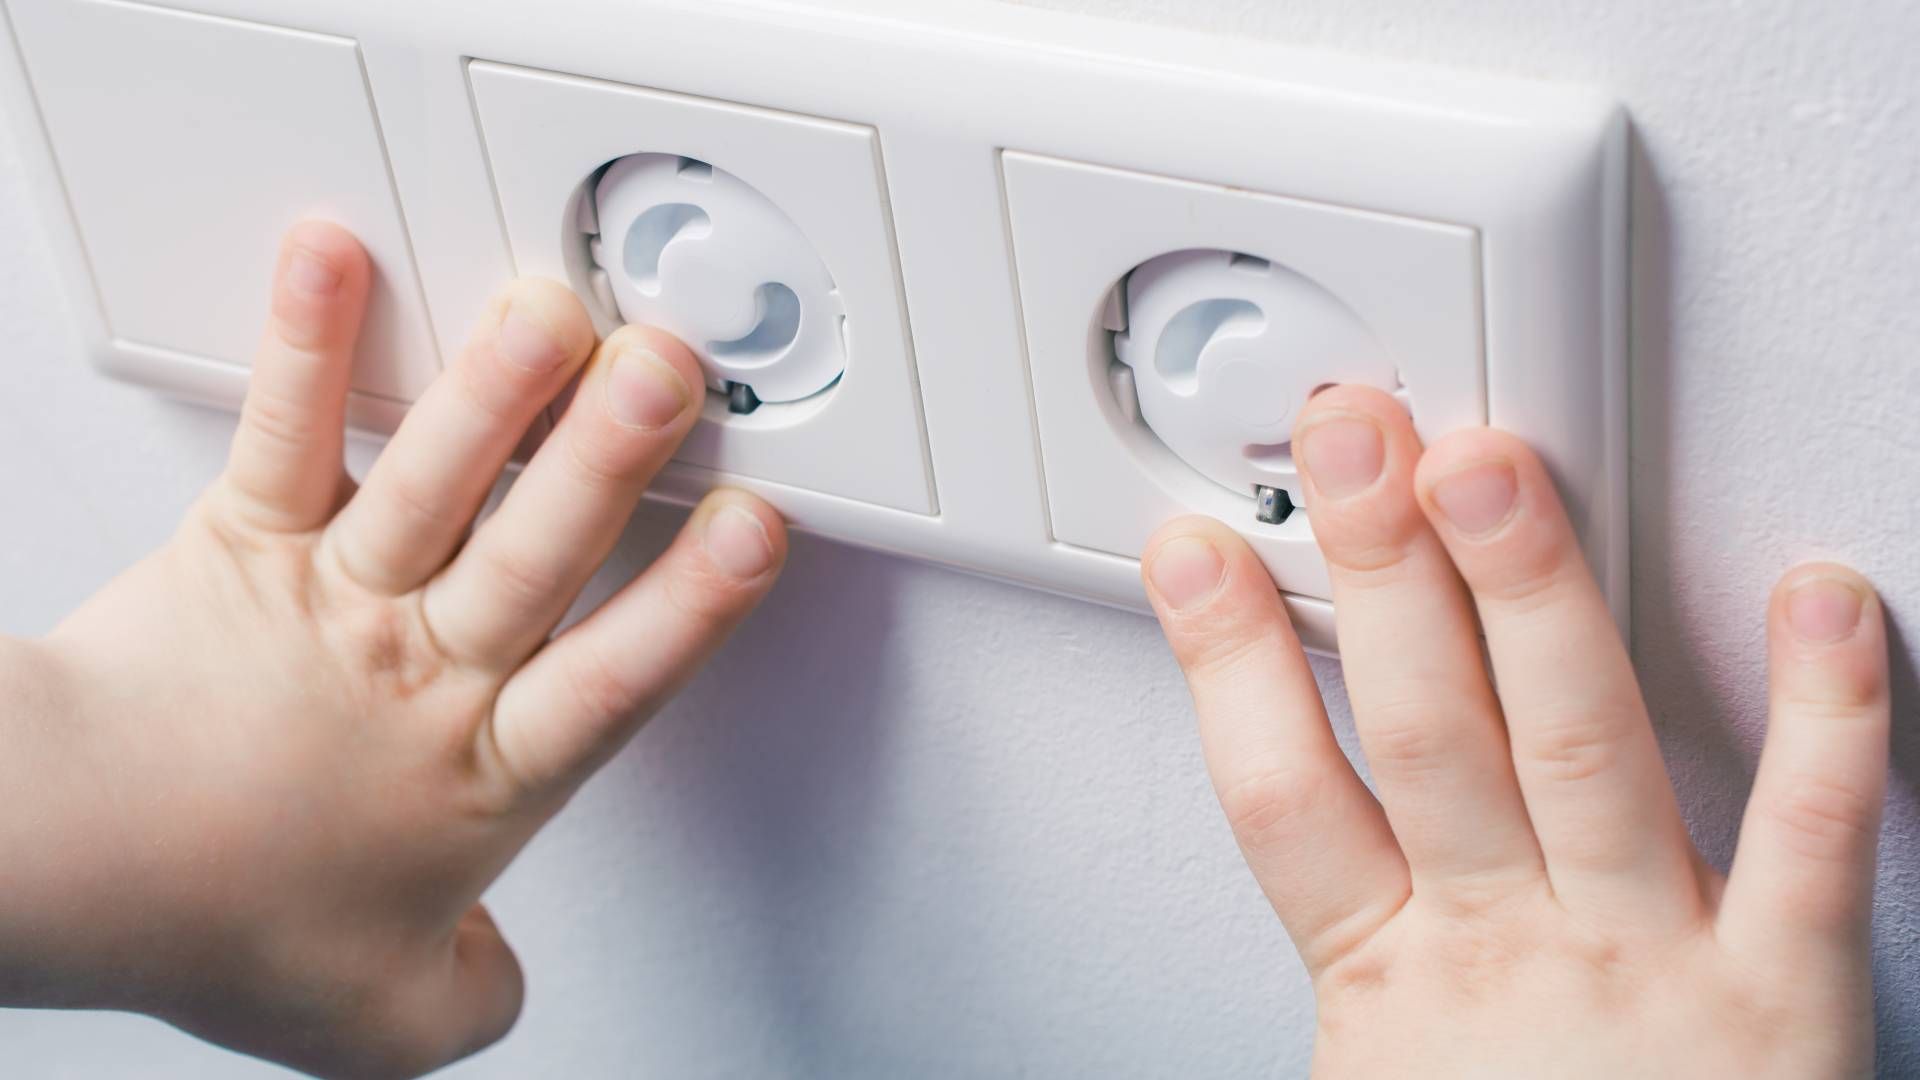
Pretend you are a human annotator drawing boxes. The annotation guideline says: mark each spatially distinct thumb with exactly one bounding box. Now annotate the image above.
[384,905,525,1075]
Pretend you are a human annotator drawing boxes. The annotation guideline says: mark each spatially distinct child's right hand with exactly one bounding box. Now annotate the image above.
[0,222,787,1077]
[1143,386,1889,1078]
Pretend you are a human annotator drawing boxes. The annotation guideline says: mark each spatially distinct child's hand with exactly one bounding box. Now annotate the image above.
[1,223,786,1077]
[1144,387,1886,1078]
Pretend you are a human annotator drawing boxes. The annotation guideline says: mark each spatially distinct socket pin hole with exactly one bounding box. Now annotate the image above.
[677,157,714,181]
[1228,252,1272,274]
[708,282,804,365]
[623,202,711,296]
[1155,298,1264,396]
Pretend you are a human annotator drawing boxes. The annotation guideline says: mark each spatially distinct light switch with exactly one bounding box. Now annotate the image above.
[6,0,438,409]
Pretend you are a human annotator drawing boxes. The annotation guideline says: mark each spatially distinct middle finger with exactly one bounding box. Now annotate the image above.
[421,325,703,670]
[1296,386,1543,897]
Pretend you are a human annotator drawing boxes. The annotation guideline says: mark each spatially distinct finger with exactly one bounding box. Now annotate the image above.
[220,221,369,532]
[1413,428,1699,923]
[1720,565,1888,968]
[1142,515,1409,971]
[424,326,702,669]
[326,280,597,594]
[1294,387,1544,897]
[487,490,786,800]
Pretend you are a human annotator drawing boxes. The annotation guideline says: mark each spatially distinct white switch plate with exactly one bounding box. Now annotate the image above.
[0,0,1627,653]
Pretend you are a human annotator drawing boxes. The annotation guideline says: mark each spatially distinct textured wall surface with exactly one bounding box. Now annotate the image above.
[2,0,1917,1076]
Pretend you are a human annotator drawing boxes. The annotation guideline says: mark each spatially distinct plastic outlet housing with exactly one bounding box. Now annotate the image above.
[468,60,935,517]
[0,0,1628,653]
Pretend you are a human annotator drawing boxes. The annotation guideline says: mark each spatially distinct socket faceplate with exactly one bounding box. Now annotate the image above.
[0,0,1627,651]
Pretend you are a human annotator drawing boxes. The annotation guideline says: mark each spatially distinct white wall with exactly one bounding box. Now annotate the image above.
[2,0,1916,1076]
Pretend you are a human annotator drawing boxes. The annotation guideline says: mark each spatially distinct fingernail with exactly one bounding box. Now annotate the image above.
[498,306,567,373]
[1430,461,1518,536]
[705,504,775,580]
[1787,578,1864,644]
[1148,536,1226,612]
[605,348,691,430]
[1297,417,1384,499]
[287,249,342,298]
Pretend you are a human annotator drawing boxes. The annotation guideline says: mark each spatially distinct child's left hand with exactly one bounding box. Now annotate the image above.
[0,222,786,1077]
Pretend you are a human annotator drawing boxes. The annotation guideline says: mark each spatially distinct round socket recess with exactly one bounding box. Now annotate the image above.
[1112,248,1399,500]
[589,153,845,405]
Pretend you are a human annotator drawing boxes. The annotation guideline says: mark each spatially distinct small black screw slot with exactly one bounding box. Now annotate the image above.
[1255,485,1294,525]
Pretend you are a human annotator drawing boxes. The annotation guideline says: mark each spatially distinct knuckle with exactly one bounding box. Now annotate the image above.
[1358,695,1459,779]
[473,544,566,614]
[457,350,543,423]
[1216,761,1332,852]
[241,383,322,455]
[1780,659,1887,715]
[1318,513,1426,577]
[381,468,458,539]
[266,305,343,351]
[1168,605,1284,679]
[328,596,446,699]
[663,557,759,626]
[1423,865,1550,920]
[1520,709,1625,785]
[1459,526,1590,618]
[561,423,646,489]
[1765,776,1879,864]
[562,642,643,728]
[1476,552,1576,614]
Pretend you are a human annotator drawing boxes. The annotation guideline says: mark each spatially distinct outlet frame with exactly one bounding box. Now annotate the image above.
[1004,152,1492,603]
[467,60,937,517]
[0,0,1628,652]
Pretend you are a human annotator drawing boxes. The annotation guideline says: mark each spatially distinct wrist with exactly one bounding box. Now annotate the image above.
[0,635,163,1012]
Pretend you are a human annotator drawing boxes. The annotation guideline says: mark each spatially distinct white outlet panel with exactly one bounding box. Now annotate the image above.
[469,61,935,516]
[0,0,1628,653]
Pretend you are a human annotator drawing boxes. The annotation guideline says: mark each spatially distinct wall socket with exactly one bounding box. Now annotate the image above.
[0,0,1627,653]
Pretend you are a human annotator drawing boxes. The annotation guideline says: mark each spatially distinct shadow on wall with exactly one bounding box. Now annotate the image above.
[578,508,914,1069]
[1879,614,1920,1071]
[1628,130,1920,1075]
[660,530,902,1069]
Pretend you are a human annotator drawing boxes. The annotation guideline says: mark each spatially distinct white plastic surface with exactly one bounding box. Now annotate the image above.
[1114,248,1401,502]
[2,0,439,420]
[0,0,1628,652]
[467,60,935,517]
[1006,152,1488,601]
[588,153,846,405]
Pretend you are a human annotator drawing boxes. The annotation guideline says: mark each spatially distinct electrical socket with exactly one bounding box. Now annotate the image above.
[468,61,935,516]
[0,0,1626,652]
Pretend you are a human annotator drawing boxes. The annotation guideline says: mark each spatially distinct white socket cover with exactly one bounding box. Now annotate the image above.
[1113,249,1400,501]
[588,153,846,404]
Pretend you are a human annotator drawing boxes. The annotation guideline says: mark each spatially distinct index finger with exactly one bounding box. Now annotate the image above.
[220,221,369,532]
[1143,516,1409,971]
